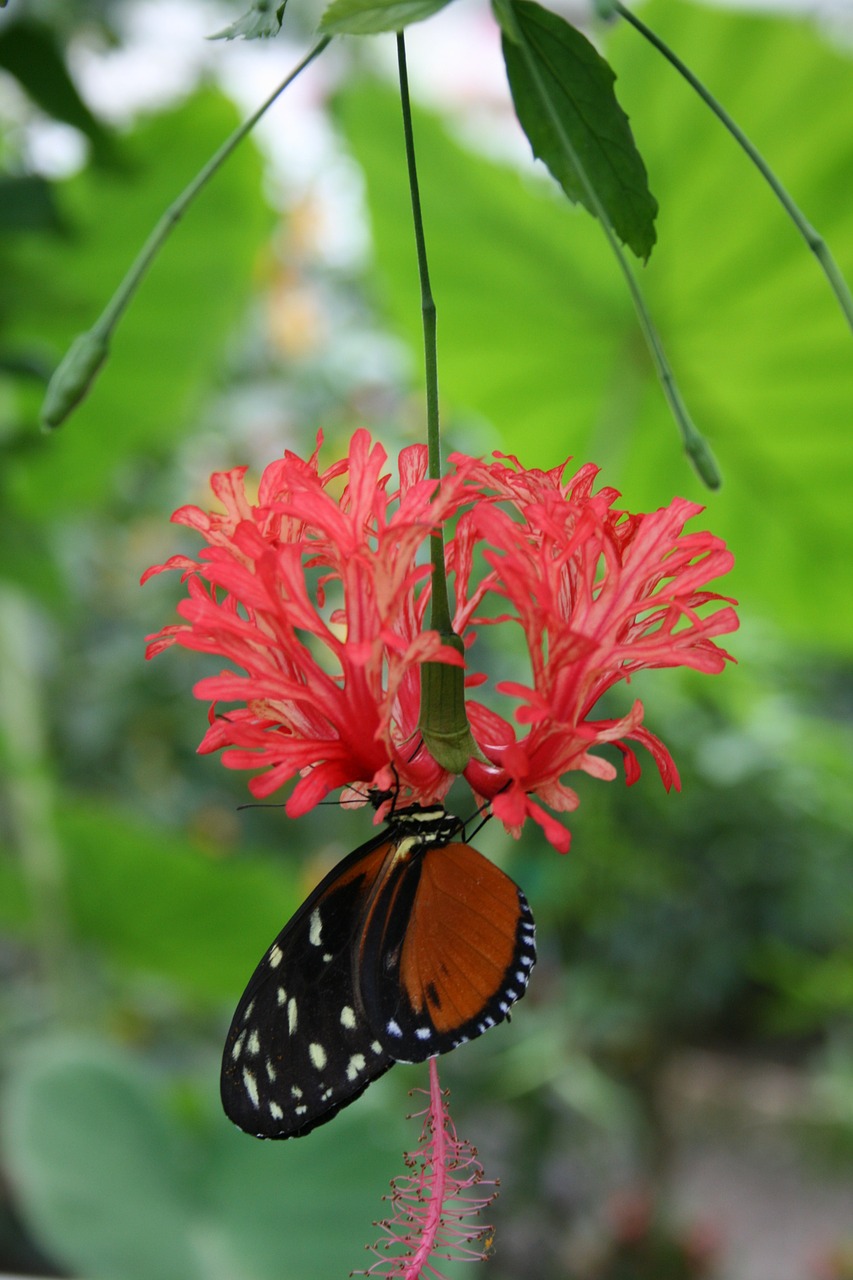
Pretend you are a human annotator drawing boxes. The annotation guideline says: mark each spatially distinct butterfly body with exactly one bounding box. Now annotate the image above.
[221,804,536,1139]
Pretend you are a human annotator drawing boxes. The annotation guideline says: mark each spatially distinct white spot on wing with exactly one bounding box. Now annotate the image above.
[266,1060,277,1082]
[386,1020,402,1038]
[231,1030,246,1061]
[346,1054,366,1081]
[268,943,283,968]
[247,1030,260,1056]
[242,1068,259,1109]
[276,986,287,1006]
[309,1042,327,1071]
[308,909,323,947]
[287,998,298,1035]
[340,1005,356,1030]
[269,1101,284,1120]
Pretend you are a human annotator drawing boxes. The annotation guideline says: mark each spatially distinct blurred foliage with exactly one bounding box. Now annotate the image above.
[2,1037,417,1279]
[335,0,853,652]
[0,16,117,165]
[0,0,852,1278]
[582,1190,719,1279]
[2,87,269,516]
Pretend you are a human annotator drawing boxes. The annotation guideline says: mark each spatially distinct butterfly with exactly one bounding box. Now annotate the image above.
[220,801,536,1139]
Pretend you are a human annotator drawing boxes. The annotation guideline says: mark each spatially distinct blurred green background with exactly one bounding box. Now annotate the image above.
[1,1,852,1277]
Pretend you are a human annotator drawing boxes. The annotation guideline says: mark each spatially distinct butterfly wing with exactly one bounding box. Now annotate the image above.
[358,841,536,1062]
[221,835,397,1140]
[222,812,537,1139]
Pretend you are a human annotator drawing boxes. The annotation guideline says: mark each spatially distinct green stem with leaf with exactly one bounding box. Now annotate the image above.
[497,0,721,489]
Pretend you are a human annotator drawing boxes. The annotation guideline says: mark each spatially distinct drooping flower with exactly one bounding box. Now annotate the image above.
[143,429,737,850]
[143,430,471,813]
[451,452,738,849]
[357,1059,497,1279]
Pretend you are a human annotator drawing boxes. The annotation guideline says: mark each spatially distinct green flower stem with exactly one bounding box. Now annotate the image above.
[396,33,454,634]
[41,36,331,430]
[397,34,480,774]
[0,589,75,1020]
[612,1,853,336]
[501,1,721,490]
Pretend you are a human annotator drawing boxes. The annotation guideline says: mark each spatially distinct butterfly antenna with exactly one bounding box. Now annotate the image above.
[464,804,492,843]
[404,735,425,764]
[237,794,374,812]
[462,778,512,841]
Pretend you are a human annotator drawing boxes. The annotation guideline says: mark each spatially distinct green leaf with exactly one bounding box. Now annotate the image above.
[1,1036,415,1280]
[320,0,453,36]
[2,1042,204,1280]
[211,0,287,40]
[0,19,115,166]
[497,0,657,261]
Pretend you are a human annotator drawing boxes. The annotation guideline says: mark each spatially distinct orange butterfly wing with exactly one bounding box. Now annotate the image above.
[361,841,536,1061]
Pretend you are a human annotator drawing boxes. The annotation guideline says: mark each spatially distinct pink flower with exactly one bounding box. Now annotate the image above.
[357,1059,497,1279]
[143,430,737,850]
[452,452,738,850]
[143,431,468,812]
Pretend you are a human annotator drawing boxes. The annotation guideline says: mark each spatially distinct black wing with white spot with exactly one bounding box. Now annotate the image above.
[220,833,397,1139]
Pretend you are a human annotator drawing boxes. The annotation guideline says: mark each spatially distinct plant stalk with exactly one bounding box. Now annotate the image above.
[396,32,453,634]
[42,36,331,429]
[613,1,853,335]
[397,33,480,774]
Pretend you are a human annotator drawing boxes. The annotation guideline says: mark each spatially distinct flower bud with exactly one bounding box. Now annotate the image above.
[418,633,485,775]
[41,329,109,430]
